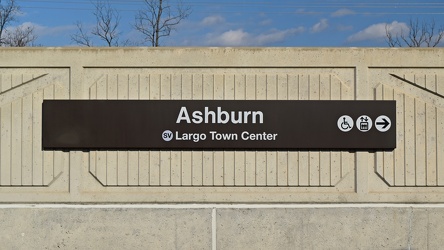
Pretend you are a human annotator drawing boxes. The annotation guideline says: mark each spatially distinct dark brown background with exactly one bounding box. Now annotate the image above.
[42,100,396,151]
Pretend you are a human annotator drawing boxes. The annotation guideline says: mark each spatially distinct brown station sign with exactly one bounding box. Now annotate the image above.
[42,100,396,151]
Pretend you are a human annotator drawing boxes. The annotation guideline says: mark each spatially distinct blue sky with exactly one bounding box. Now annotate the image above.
[10,0,444,47]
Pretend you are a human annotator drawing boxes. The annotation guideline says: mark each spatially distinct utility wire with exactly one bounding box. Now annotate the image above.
[16,0,444,15]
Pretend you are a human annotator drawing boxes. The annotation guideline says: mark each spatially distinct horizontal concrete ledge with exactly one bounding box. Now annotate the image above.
[2,204,444,249]
[2,203,444,209]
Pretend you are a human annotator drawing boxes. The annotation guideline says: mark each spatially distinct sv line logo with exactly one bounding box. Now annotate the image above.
[162,130,173,142]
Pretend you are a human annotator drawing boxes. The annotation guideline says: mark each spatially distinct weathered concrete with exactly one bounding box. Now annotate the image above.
[0,205,443,249]
[0,47,443,249]
[0,206,212,250]
[0,47,443,203]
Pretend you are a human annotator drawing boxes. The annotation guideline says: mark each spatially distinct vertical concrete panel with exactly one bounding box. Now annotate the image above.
[1,103,12,186]
[266,152,277,186]
[288,151,299,186]
[244,74,257,186]
[426,103,437,186]
[245,151,256,186]
[202,151,213,186]
[192,152,203,186]
[235,152,245,186]
[277,75,288,186]
[234,75,246,186]
[21,94,33,186]
[277,152,288,186]
[255,152,267,186]
[105,75,118,186]
[213,151,224,186]
[11,98,22,186]
[127,76,141,186]
[138,152,150,186]
[170,74,182,186]
[0,69,69,188]
[223,75,235,186]
[43,85,55,185]
[438,109,444,185]
[287,75,299,186]
[319,75,332,186]
[415,99,427,186]
[181,74,192,186]
[255,75,267,186]
[202,75,215,186]
[160,75,172,186]
[106,151,117,186]
[128,151,139,186]
[394,89,406,186]
[95,152,107,186]
[404,94,416,186]
[32,90,43,186]
[138,75,151,186]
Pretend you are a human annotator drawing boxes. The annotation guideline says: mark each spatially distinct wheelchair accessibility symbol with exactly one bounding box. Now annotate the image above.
[337,115,354,132]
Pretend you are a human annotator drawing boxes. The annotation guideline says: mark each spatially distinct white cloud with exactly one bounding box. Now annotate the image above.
[256,28,305,45]
[332,9,355,17]
[208,29,250,46]
[10,22,76,38]
[205,27,305,46]
[201,15,225,26]
[311,19,328,33]
[347,21,408,42]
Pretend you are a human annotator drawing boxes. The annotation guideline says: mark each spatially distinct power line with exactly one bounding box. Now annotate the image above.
[18,0,444,8]
[15,0,444,15]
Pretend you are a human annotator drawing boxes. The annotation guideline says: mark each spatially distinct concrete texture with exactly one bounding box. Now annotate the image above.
[0,207,212,250]
[217,207,417,249]
[0,47,442,204]
[216,206,444,250]
[0,205,443,249]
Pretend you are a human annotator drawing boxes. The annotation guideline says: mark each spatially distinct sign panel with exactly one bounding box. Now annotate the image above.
[42,100,396,151]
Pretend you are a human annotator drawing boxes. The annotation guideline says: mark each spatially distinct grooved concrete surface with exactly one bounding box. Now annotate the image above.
[0,47,443,202]
[0,47,444,249]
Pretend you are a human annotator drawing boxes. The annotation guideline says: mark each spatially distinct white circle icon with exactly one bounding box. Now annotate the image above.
[337,115,354,132]
[356,115,372,132]
[375,115,391,132]
[162,130,173,141]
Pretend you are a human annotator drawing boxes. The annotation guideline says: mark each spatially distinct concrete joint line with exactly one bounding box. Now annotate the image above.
[2,204,444,209]
[212,208,217,250]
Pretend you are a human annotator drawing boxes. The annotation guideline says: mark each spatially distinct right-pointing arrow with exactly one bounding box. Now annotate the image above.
[376,118,390,129]
[375,115,392,132]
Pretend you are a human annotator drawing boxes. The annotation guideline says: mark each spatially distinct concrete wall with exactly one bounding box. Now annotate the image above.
[0,48,443,249]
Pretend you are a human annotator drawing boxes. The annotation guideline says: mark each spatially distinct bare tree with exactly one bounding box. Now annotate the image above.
[386,18,444,47]
[134,0,191,47]
[0,0,20,45]
[71,0,125,47]
[4,25,37,47]
[71,21,93,47]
